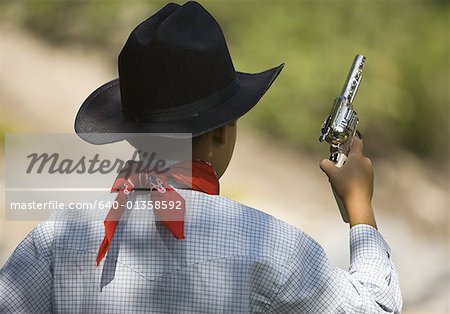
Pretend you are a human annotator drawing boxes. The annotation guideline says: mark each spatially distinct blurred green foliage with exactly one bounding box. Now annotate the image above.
[1,0,448,162]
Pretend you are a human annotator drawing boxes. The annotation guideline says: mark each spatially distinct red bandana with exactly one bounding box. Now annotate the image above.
[96,160,219,266]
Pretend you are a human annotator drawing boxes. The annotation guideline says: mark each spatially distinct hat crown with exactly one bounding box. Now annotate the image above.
[119,1,236,121]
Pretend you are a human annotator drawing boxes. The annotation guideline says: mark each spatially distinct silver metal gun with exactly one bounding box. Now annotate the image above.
[319,55,366,222]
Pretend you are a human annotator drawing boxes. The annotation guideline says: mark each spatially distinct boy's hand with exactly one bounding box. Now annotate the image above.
[320,137,377,229]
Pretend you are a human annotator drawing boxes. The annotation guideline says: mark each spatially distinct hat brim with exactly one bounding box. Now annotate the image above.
[74,64,284,144]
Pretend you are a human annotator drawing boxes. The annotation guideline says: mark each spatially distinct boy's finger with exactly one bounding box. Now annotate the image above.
[349,137,364,156]
[320,159,337,175]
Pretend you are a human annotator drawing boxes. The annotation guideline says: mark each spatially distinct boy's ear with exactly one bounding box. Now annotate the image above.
[212,124,228,145]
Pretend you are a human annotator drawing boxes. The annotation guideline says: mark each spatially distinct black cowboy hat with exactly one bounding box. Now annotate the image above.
[75,1,284,144]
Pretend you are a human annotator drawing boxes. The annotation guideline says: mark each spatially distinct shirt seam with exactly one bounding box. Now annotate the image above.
[54,245,287,283]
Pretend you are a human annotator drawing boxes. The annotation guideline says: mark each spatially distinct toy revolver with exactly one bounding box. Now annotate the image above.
[319,55,366,222]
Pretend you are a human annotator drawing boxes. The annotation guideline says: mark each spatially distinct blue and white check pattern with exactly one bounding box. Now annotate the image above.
[1,189,402,313]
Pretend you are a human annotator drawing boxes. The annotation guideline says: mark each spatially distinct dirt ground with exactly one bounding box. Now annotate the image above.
[0,28,448,313]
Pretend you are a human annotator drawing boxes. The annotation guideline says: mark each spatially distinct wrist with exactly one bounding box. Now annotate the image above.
[345,199,377,229]
[343,194,372,212]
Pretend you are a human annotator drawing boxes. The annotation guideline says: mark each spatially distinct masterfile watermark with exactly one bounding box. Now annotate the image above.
[26,151,169,175]
[4,133,193,221]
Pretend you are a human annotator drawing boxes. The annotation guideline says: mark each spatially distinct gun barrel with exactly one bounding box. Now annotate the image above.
[340,55,365,104]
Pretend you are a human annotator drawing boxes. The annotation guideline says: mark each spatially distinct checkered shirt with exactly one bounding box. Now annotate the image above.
[0,189,402,313]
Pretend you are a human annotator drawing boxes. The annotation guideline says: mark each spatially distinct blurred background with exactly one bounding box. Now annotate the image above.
[0,0,448,312]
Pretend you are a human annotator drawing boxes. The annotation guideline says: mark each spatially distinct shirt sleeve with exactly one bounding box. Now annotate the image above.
[267,224,403,313]
[0,221,54,313]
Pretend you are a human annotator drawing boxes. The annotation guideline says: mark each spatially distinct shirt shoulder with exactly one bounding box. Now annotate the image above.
[179,190,305,266]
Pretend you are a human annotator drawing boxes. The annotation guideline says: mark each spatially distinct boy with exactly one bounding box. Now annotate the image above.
[0,2,401,313]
